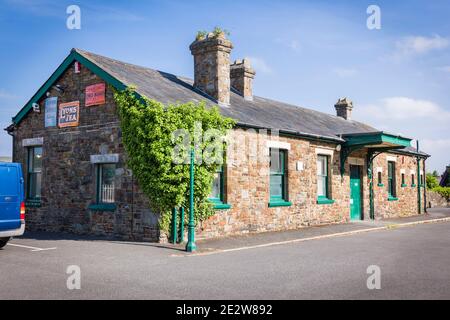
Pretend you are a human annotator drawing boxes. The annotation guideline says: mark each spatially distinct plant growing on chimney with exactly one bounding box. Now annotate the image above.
[114,87,235,234]
[212,26,230,38]
[196,27,230,40]
[196,30,208,41]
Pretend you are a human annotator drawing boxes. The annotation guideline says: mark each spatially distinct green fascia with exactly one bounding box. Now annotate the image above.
[26,199,42,208]
[88,203,117,211]
[388,196,399,201]
[343,132,412,148]
[317,197,335,205]
[377,183,384,187]
[401,184,408,187]
[268,200,292,208]
[12,50,129,125]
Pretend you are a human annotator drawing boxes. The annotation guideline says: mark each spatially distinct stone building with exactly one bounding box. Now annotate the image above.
[5,32,429,241]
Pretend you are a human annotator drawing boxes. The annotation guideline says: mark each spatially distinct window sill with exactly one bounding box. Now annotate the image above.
[209,199,232,210]
[26,199,41,208]
[388,197,398,201]
[411,184,416,188]
[377,183,384,187]
[268,200,292,208]
[214,203,232,210]
[401,184,407,188]
[317,197,335,205]
[88,203,117,211]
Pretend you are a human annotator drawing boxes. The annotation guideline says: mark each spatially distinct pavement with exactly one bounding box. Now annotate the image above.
[182,207,450,254]
[0,207,449,299]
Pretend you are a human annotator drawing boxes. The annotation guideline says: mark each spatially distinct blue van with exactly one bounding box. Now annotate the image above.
[0,162,25,248]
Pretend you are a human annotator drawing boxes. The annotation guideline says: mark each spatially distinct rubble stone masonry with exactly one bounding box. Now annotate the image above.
[11,62,426,242]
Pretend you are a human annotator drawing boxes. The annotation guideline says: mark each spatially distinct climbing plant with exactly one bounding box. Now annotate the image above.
[114,87,235,232]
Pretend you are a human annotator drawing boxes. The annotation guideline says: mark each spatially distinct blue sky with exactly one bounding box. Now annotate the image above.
[0,0,449,173]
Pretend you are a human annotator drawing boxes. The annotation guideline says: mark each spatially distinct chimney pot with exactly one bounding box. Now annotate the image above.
[230,58,256,101]
[190,34,233,106]
[334,97,353,120]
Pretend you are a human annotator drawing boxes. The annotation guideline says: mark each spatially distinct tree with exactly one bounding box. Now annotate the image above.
[426,173,439,189]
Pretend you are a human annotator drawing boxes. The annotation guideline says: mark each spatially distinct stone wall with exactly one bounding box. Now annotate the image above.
[197,129,425,239]
[426,190,449,208]
[11,59,426,243]
[372,154,426,218]
[198,129,351,239]
[12,62,160,241]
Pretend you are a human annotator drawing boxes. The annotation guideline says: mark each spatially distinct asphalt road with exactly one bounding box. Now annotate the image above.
[1,221,449,299]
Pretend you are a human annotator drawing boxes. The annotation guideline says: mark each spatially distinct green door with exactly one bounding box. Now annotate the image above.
[350,165,362,220]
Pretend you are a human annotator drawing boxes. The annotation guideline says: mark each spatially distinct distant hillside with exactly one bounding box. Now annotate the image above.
[0,156,12,162]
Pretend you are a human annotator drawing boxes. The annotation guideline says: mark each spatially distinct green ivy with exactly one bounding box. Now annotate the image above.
[114,87,235,232]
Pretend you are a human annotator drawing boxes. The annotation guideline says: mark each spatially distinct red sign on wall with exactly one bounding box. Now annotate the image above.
[85,83,106,107]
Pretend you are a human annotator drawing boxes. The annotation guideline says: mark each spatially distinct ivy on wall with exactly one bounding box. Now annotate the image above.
[114,87,235,232]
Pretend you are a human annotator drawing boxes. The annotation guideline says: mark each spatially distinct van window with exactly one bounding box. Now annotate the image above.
[0,166,18,195]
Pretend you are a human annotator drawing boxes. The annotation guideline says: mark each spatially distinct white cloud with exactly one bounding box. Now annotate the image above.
[362,97,450,121]
[246,56,272,74]
[420,139,450,173]
[288,40,301,52]
[275,38,301,53]
[438,66,450,73]
[395,35,449,56]
[0,89,16,99]
[354,97,450,172]
[332,67,358,78]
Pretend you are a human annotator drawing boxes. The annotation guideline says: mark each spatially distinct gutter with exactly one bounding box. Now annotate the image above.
[236,122,344,144]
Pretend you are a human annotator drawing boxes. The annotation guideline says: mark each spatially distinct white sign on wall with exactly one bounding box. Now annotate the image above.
[45,97,58,127]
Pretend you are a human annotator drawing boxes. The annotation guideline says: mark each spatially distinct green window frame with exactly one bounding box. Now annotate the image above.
[377,171,384,187]
[411,173,416,187]
[317,155,334,204]
[96,163,116,204]
[27,146,43,201]
[269,148,291,207]
[209,166,231,210]
[401,173,407,187]
[388,161,397,200]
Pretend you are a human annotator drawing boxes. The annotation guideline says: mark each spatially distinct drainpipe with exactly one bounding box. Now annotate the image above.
[5,125,15,162]
[416,141,421,215]
[369,159,374,220]
[423,157,427,213]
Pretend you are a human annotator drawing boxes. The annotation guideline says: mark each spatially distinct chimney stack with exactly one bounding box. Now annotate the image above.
[335,98,353,120]
[189,32,233,106]
[230,59,256,101]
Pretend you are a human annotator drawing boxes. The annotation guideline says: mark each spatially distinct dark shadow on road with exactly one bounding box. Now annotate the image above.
[16,231,187,252]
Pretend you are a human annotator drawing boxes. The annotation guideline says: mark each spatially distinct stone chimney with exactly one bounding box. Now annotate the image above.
[230,59,256,101]
[334,98,353,120]
[189,32,233,106]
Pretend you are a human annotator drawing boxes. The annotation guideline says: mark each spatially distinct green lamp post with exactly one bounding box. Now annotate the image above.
[186,147,197,252]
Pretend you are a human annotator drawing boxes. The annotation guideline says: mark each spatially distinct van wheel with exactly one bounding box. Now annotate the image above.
[0,237,10,249]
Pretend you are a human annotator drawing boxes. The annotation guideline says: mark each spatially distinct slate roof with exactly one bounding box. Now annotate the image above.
[10,48,429,157]
[75,49,377,142]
